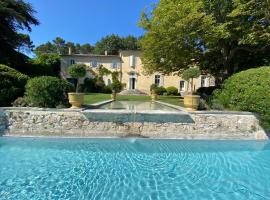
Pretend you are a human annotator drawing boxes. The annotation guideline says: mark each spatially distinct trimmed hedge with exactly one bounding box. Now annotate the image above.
[166,86,178,96]
[150,84,166,95]
[213,67,270,129]
[0,64,29,106]
[25,76,74,108]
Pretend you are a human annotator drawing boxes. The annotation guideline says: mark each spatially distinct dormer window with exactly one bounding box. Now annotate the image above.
[90,60,98,68]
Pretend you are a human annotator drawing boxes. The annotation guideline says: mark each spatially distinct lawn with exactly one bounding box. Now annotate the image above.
[84,93,184,107]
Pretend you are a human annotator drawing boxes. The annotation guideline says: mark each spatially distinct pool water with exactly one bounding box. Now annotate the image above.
[0,138,270,200]
[98,101,178,111]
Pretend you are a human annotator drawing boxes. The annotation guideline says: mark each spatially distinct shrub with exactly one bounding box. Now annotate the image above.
[102,85,112,94]
[196,86,220,108]
[12,97,30,107]
[196,86,219,97]
[0,64,29,106]
[68,64,87,92]
[32,53,60,76]
[150,84,158,92]
[80,77,97,93]
[150,84,166,95]
[155,86,166,95]
[111,81,123,93]
[213,67,270,130]
[25,76,74,108]
[166,86,178,96]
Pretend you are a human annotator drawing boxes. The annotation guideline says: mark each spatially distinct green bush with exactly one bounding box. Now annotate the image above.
[102,85,112,94]
[111,81,123,93]
[155,86,166,95]
[0,64,29,106]
[213,67,270,130]
[25,76,74,108]
[150,84,166,95]
[80,77,97,93]
[166,86,178,96]
[150,84,158,92]
[12,97,30,107]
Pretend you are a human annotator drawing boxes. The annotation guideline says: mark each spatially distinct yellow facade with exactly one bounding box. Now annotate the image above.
[60,50,215,94]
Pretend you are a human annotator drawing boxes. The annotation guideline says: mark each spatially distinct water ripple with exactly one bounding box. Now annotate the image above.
[0,138,270,200]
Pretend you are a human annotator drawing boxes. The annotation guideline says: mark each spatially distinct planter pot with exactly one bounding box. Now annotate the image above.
[184,95,200,111]
[68,93,84,109]
[151,93,157,102]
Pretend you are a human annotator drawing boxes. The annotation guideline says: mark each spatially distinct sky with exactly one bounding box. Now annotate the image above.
[25,0,158,47]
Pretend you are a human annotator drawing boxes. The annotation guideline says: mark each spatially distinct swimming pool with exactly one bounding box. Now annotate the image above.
[97,101,179,111]
[0,137,269,200]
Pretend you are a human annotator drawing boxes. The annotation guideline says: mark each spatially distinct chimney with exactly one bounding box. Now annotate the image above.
[68,47,72,55]
[105,50,108,56]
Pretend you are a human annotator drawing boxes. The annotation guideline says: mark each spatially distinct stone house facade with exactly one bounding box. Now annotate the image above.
[60,50,215,95]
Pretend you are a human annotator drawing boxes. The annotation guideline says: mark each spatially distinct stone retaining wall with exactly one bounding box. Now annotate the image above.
[0,108,268,140]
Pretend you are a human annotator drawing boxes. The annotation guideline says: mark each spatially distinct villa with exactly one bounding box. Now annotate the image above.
[60,50,216,94]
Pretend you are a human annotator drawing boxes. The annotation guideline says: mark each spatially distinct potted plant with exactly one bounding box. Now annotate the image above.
[150,84,158,101]
[111,90,116,101]
[68,64,86,108]
[182,68,201,111]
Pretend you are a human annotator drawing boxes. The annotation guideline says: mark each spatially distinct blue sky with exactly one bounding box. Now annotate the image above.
[25,0,157,47]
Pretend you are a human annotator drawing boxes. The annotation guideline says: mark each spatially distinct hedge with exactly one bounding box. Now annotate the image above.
[166,86,178,96]
[213,67,270,130]
[0,64,29,106]
[25,76,74,108]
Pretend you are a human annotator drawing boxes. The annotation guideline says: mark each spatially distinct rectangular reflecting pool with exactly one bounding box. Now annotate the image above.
[0,137,270,200]
[97,101,179,111]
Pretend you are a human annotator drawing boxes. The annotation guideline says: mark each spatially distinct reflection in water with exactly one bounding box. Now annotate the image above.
[99,101,178,111]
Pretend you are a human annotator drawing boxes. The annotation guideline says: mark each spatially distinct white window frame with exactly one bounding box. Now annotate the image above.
[129,55,136,68]
[201,75,207,87]
[111,61,118,69]
[180,80,186,91]
[154,75,161,86]
[90,60,98,68]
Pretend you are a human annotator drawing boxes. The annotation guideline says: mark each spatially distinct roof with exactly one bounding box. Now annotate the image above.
[61,54,120,58]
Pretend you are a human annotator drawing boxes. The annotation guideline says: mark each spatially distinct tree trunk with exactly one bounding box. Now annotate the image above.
[191,78,194,94]
[76,78,79,93]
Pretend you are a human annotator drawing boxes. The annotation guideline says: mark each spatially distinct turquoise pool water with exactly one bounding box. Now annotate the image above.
[0,138,270,200]
[98,101,178,111]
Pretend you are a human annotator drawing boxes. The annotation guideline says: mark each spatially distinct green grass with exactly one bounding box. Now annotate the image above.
[84,93,184,107]
[158,96,184,107]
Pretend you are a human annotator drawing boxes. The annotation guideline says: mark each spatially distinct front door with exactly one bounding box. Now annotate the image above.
[129,78,136,90]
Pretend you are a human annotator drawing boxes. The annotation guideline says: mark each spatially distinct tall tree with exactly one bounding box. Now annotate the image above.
[35,38,94,55]
[94,34,124,55]
[0,0,39,65]
[139,0,270,80]
[94,34,140,55]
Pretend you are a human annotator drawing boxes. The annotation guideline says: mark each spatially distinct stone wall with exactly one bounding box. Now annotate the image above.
[0,108,268,140]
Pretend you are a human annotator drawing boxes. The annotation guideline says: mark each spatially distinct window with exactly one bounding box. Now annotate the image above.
[90,60,98,68]
[201,75,207,87]
[155,75,161,86]
[111,61,118,69]
[129,55,136,68]
[70,59,75,65]
[107,79,111,85]
[180,80,185,91]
